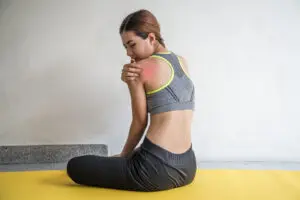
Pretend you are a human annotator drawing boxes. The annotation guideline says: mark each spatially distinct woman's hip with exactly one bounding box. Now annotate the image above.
[125,137,197,191]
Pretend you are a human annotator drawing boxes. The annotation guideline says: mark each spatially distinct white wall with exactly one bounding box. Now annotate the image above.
[0,0,299,161]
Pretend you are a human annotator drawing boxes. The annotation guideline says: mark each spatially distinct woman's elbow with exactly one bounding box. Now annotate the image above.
[132,115,148,128]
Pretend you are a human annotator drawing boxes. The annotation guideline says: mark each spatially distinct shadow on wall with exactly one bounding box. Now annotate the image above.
[28,57,118,140]
[0,0,12,18]
[2,55,123,144]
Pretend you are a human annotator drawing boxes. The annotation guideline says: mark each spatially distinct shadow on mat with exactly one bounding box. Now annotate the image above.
[37,171,84,188]
[38,171,134,192]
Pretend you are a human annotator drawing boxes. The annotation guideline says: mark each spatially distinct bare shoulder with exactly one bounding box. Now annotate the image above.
[137,56,162,68]
[136,56,167,82]
[137,56,172,93]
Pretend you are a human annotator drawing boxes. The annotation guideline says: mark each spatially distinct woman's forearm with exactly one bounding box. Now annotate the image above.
[121,119,148,156]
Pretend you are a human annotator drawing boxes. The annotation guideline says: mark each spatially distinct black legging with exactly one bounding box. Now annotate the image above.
[66,137,197,192]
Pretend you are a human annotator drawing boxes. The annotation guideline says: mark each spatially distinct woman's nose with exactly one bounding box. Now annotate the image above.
[126,49,133,57]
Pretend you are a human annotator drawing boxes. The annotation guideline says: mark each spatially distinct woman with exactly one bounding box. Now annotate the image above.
[67,9,197,192]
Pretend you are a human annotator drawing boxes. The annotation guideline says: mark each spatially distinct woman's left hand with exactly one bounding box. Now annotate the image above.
[121,60,143,83]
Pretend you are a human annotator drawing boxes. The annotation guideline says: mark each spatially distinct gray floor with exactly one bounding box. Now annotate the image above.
[0,143,108,172]
[0,162,68,172]
[1,161,300,172]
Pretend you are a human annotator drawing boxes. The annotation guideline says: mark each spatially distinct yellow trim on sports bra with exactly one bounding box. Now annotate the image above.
[146,55,175,95]
[177,56,191,79]
[156,51,172,55]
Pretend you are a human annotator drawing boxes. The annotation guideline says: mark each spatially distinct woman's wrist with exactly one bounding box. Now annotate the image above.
[120,150,130,157]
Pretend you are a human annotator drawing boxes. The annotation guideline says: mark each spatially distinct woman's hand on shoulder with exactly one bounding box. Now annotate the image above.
[121,57,158,85]
[121,59,143,83]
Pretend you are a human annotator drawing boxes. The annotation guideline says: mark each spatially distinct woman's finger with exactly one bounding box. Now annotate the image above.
[129,67,142,73]
[130,63,143,70]
[125,72,139,77]
[121,73,138,82]
[126,77,136,81]
[123,67,142,74]
[122,68,140,76]
[124,63,142,69]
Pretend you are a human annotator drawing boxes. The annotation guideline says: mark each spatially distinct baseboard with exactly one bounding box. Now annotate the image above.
[0,144,108,164]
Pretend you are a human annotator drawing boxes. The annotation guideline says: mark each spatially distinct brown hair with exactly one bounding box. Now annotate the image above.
[119,9,165,47]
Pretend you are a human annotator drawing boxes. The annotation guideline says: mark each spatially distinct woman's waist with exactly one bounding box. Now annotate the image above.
[146,123,192,154]
[145,110,193,153]
[146,124,191,139]
[139,137,196,166]
[147,112,192,135]
[149,110,193,128]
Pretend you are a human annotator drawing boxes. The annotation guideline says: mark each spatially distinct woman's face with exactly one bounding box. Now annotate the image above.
[121,31,155,62]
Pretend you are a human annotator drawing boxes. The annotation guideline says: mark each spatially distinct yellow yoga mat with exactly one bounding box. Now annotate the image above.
[0,169,300,200]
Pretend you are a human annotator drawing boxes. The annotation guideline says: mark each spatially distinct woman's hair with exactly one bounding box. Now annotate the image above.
[119,9,165,47]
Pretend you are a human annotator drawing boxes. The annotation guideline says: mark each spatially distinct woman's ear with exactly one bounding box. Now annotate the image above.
[148,33,156,45]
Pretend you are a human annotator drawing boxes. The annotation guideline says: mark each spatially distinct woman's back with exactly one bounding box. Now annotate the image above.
[147,110,194,154]
[141,52,195,154]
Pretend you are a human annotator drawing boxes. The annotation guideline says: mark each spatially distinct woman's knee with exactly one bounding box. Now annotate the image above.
[66,156,83,184]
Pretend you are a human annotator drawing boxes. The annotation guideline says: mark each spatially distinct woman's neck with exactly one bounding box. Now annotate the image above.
[154,43,168,54]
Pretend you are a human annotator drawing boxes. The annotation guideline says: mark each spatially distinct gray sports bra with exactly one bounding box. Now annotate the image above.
[146,51,195,114]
